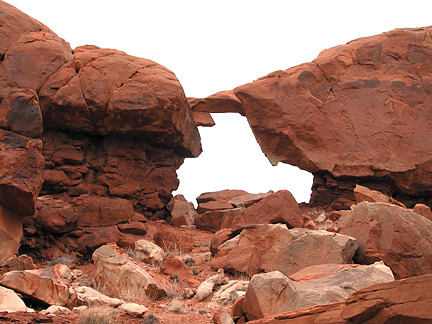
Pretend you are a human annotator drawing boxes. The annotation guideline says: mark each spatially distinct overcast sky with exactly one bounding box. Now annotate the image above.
[7,0,432,204]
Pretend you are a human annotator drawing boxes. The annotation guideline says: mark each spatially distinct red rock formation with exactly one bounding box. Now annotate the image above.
[248,274,432,323]
[39,45,201,158]
[0,1,204,259]
[0,88,44,262]
[0,130,44,216]
[338,201,432,279]
[167,195,198,227]
[242,262,393,321]
[226,190,303,232]
[201,27,432,209]
[211,224,358,277]
[0,89,43,138]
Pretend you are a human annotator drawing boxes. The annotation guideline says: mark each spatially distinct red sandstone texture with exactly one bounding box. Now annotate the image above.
[0,0,203,261]
[200,27,432,209]
[1,1,432,323]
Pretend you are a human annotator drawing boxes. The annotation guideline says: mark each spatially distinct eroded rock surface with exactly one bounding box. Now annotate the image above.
[0,286,27,312]
[248,274,432,324]
[243,262,394,321]
[92,243,166,301]
[202,27,432,209]
[338,201,432,279]
[0,268,70,306]
[0,0,202,260]
[211,224,358,277]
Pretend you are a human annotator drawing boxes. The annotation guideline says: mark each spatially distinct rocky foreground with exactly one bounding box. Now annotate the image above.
[1,1,432,323]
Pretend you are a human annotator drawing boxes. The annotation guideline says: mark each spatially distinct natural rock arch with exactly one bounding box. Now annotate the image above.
[190,27,432,209]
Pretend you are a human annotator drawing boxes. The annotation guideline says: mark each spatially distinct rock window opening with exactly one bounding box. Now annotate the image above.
[173,113,313,206]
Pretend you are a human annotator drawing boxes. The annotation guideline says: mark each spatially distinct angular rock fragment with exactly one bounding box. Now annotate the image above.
[0,89,43,138]
[72,285,124,307]
[211,224,358,277]
[0,269,70,306]
[196,269,229,301]
[134,239,165,266]
[226,190,303,232]
[243,262,394,321]
[0,286,27,312]
[119,302,149,317]
[339,201,432,279]
[92,243,166,301]
[0,205,26,263]
[167,195,197,227]
[0,130,44,216]
[72,194,134,227]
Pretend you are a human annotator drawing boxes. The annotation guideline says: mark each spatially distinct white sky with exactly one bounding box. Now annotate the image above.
[7,0,432,204]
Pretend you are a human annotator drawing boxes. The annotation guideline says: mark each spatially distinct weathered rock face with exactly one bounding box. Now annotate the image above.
[243,262,394,321]
[0,88,43,138]
[0,205,28,261]
[39,44,201,158]
[167,195,198,227]
[248,274,432,324]
[211,224,358,277]
[0,268,70,306]
[0,90,45,262]
[92,243,166,301]
[227,190,303,232]
[338,201,432,279]
[0,1,202,260]
[201,27,432,209]
[39,130,183,216]
[0,286,27,313]
[0,130,44,216]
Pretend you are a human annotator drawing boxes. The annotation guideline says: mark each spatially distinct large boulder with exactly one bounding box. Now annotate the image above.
[195,190,301,233]
[92,243,166,301]
[0,205,26,263]
[341,273,432,323]
[0,268,70,306]
[72,194,134,227]
[0,286,27,312]
[338,201,432,279]
[226,190,303,232]
[33,196,78,234]
[39,45,201,157]
[211,224,358,277]
[197,190,250,204]
[167,195,198,226]
[243,262,394,321]
[0,130,44,216]
[202,27,432,208]
[247,274,432,324]
[0,89,43,138]
[195,208,243,233]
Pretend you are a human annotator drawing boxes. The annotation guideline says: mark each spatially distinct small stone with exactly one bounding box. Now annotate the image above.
[119,302,149,317]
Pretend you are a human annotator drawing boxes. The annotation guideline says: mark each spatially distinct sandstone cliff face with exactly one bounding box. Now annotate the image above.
[0,1,201,259]
[198,27,432,209]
